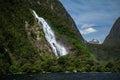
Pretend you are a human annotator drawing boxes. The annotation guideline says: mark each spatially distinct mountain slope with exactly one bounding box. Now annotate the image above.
[103,17,120,47]
[0,0,93,73]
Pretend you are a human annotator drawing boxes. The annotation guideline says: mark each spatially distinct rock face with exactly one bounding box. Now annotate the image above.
[103,17,120,47]
[89,39,99,44]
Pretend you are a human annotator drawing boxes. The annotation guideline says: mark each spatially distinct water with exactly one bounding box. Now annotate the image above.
[32,10,67,56]
[1,73,120,80]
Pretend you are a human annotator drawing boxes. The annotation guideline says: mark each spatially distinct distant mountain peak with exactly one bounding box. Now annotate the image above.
[89,38,99,44]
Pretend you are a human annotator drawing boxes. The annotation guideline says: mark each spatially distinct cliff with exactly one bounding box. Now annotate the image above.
[0,0,93,73]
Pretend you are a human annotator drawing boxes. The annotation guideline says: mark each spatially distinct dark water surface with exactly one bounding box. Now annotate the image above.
[0,73,120,80]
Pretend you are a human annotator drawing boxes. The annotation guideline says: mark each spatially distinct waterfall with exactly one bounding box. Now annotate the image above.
[32,10,68,56]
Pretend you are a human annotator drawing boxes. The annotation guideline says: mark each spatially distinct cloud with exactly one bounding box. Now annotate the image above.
[81,24,95,29]
[80,27,97,35]
[79,23,97,35]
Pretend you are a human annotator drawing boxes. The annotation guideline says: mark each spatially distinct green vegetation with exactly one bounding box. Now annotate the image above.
[86,43,120,72]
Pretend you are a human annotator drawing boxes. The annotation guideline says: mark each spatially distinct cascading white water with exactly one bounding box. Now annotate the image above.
[32,10,67,56]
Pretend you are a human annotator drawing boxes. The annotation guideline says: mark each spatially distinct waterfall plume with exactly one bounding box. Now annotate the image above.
[32,10,68,56]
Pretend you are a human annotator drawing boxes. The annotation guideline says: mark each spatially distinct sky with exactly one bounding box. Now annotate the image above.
[60,0,120,43]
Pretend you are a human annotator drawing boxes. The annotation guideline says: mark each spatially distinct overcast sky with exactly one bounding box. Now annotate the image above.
[60,0,120,43]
